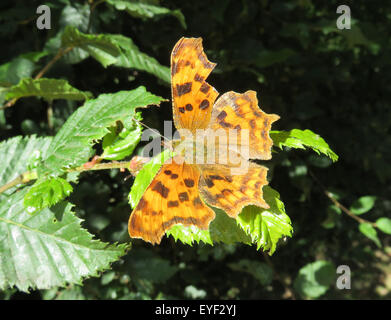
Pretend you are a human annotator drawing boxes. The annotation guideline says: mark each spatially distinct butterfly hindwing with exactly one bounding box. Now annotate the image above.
[198,163,270,218]
[129,162,215,244]
[171,37,219,132]
[209,90,280,160]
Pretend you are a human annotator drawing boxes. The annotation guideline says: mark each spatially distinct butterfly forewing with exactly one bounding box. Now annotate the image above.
[171,37,219,132]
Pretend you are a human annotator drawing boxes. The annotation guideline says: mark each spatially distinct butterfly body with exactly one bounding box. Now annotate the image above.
[129,37,279,244]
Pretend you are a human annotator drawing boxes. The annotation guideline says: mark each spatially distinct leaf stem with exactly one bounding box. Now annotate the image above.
[308,170,377,227]
[34,47,74,80]
[70,160,132,172]
[87,0,106,33]
[0,171,37,194]
[0,158,146,195]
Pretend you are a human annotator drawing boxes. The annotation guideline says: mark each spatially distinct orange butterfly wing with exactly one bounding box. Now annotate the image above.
[128,37,279,245]
[128,38,220,244]
[171,37,219,132]
[128,162,215,244]
[197,90,278,216]
[198,163,269,218]
[209,90,280,160]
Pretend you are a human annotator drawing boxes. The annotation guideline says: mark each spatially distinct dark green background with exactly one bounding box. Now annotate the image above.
[1,0,390,299]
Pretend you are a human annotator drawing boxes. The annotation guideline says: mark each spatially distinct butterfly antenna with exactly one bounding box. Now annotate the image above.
[132,117,171,143]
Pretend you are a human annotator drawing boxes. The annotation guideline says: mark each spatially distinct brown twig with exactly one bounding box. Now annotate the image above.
[87,0,106,32]
[0,46,74,110]
[0,157,148,195]
[34,46,74,80]
[0,171,37,194]
[308,169,377,227]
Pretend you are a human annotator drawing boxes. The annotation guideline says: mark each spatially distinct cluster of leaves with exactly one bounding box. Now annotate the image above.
[0,0,390,300]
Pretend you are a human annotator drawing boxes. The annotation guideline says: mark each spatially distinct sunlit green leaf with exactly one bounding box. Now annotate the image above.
[105,0,187,29]
[0,135,51,184]
[61,27,170,83]
[359,223,381,247]
[61,26,121,67]
[293,260,335,299]
[5,78,92,102]
[167,209,252,246]
[0,135,52,197]
[24,177,73,214]
[376,217,391,235]
[271,129,338,162]
[101,115,143,161]
[0,188,128,292]
[39,87,164,176]
[110,34,170,84]
[237,186,293,255]
[350,196,376,215]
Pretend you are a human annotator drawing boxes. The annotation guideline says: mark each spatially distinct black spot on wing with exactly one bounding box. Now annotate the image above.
[199,99,210,110]
[200,82,210,94]
[217,110,227,120]
[137,198,147,210]
[176,82,192,96]
[168,200,179,208]
[194,73,204,82]
[184,179,195,188]
[179,192,189,202]
[152,181,169,198]
[205,179,214,188]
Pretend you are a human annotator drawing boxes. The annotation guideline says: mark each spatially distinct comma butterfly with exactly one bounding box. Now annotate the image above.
[128,37,279,244]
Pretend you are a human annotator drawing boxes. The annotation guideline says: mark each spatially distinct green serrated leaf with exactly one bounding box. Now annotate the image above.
[0,188,128,292]
[0,135,52,195]
[359,223,381,247]
[271,129,338,162]
[59,4,90,32]
[105,0,187,29]
[24,177,73,214]
[39,87,164,176]
[376,217,391,235]
[209,209,252,244]
[61,26,121,67]
[110,34,171,84]
[61,26,170,83]
[5,78,92,102]
[0,59,33,87]
[236,186,293,255]
[167,209,252,246]
[350,196,377,215]
[293,260,335,299]
[167,224,213,246]
[0,51,49,87]
[101,118,143,161]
